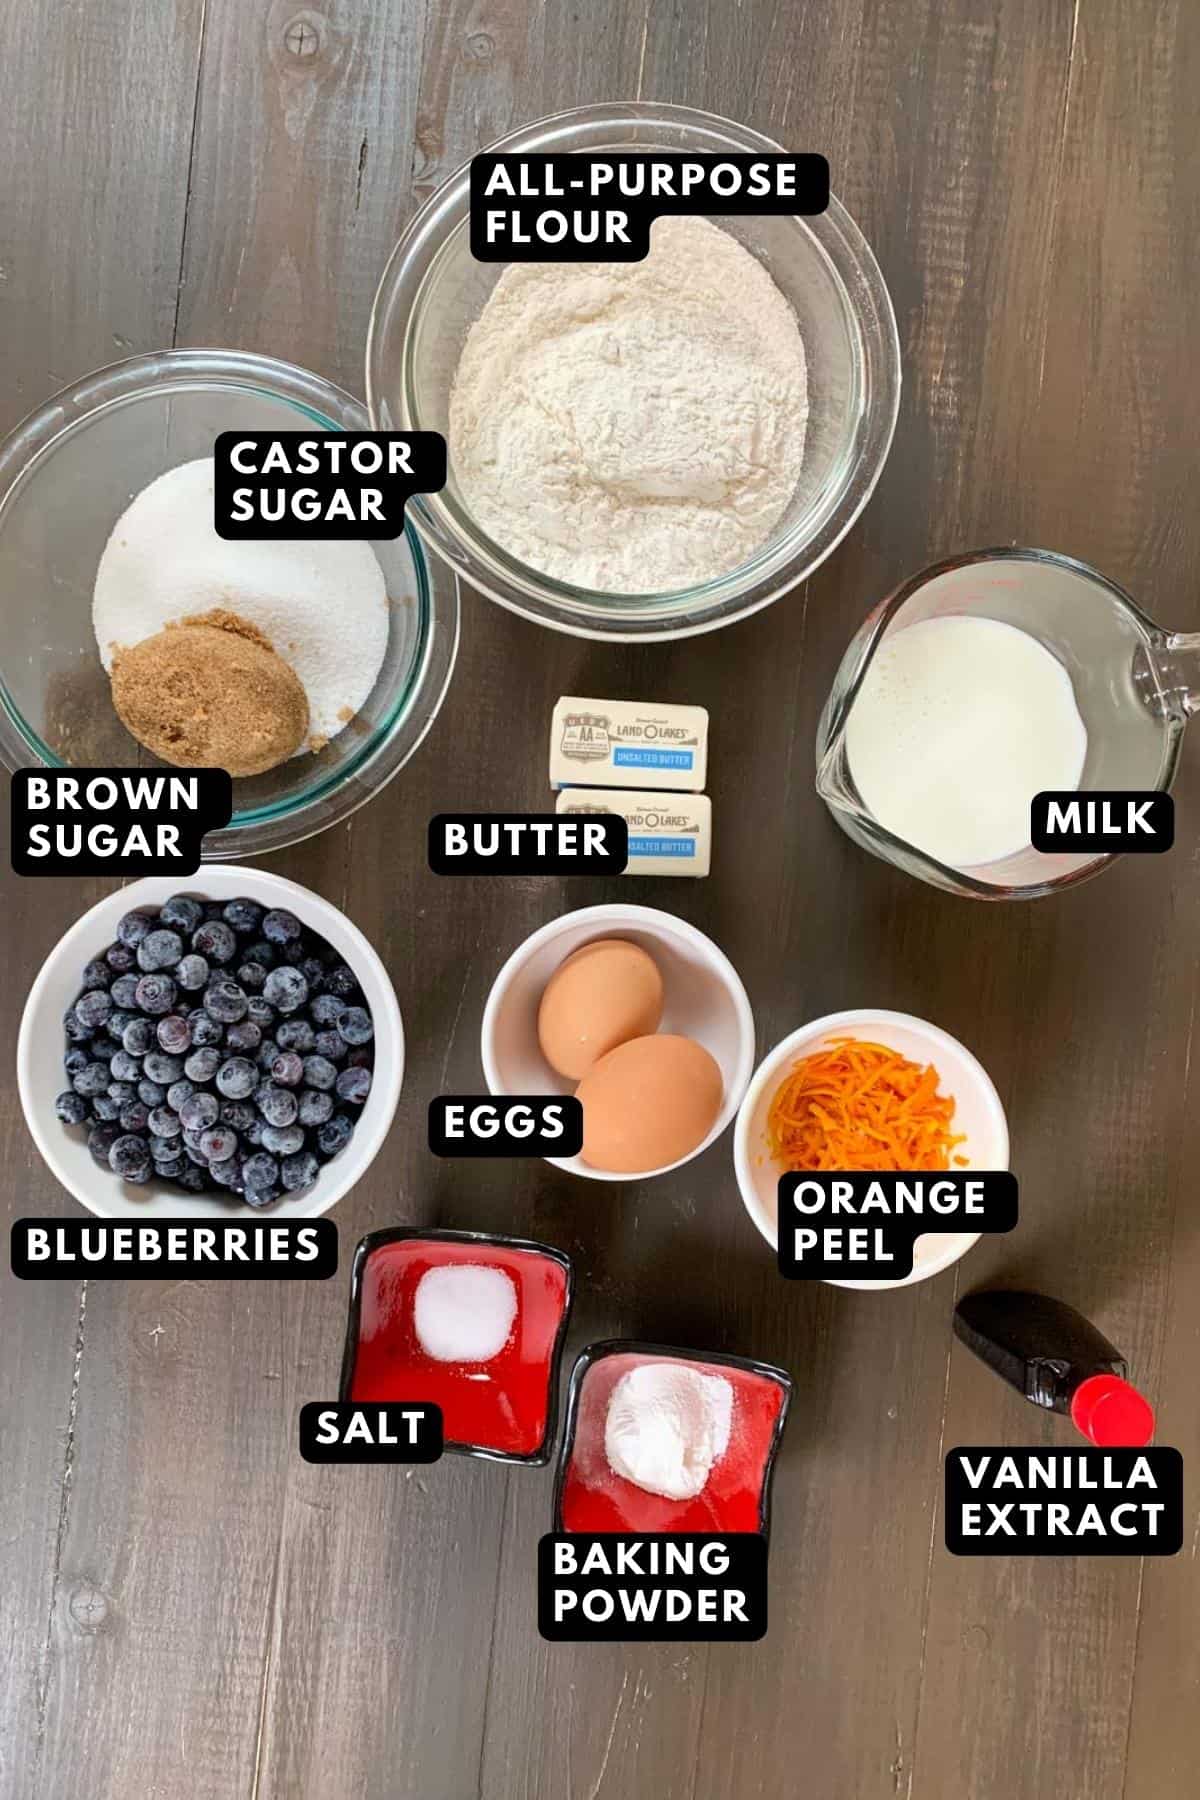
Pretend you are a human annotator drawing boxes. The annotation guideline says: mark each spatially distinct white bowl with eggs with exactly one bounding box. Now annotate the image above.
[17,865,404,1221]
[481,904,755,1182]
[733,1009,1009,1289]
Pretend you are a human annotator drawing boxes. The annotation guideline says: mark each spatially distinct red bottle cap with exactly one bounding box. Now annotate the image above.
[1069,1373,1155,1447]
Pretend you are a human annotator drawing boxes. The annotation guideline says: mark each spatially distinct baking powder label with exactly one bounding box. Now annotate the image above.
[538,1533,768,1641]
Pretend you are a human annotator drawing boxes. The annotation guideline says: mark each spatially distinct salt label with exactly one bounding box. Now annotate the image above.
[299,1402,443,1464]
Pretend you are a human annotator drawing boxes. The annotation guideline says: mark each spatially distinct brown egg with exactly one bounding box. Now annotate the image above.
[577,1034,724,1174]
[537,938,665,1081]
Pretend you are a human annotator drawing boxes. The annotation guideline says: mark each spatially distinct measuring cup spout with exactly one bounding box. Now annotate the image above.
[1148,632,1200,721]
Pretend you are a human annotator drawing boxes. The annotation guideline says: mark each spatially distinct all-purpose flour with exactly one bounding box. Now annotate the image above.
[449,217,808,593]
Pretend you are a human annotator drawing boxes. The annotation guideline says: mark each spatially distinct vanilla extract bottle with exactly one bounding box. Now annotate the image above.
[953,1290,1155,1448]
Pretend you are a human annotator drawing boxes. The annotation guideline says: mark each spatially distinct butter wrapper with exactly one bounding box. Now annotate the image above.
[555,789,711,878]
[549,696,708,793]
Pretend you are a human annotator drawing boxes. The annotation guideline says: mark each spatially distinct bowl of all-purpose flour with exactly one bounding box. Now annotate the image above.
[368,103,901,641]
[0,350,460,854]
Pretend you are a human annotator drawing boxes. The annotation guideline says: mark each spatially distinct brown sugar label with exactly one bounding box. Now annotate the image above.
[11,767,232,875]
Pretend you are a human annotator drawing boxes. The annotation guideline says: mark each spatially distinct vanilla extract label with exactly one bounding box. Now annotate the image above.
[471,153,829,261]
[11,1218,337,1280]
[777,1172,1017,1280]
[213,431,446,539]
[428,812,628,876]
[1031,791,1173,853]
[429,1095,583,1158]
[945,1447,1184,1555]
[11,768,232,875]
[538,1534,767,1642]
[299,1402,443,1464]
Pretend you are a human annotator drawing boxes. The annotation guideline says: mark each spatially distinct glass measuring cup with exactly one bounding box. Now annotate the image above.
[816,547,1199,899]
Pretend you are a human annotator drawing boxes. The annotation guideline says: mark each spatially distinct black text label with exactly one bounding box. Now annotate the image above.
[1031,791,1172,854]
[299,1402,443,1464]
[12,769,232,876]
[945,1447,1183,1555]
[428,812,627,877]
[777,1172,1017,1280]
[214,432,446,540]
[12,1218,337,1280]
[429,1095,583,1157]
[539,1534,767,1641]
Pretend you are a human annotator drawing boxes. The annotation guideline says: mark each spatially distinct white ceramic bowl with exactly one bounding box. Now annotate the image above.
[481,904,755,1181]
[733,1009,1009,1289]
[18,866,404,1220]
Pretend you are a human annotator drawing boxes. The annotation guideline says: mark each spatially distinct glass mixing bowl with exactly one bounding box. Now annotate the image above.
[0,349,459,856]
[367,102,901,642]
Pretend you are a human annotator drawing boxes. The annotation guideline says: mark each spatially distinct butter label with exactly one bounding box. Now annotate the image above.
[550,697,708,793]
[556,789,711,878]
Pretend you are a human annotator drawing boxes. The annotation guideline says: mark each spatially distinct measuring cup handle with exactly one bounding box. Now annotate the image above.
[1150,632,1200,719]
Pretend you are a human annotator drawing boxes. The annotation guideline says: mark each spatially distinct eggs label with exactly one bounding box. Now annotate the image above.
[945,1448,1183,1556]
[429,1095,583,1157]
[11,768,232,876]
[428,812,628,876]
[472,153,828,261]
[213,431,446,540]
[777,1172,1018,1280]
[538,1534,767,1641]
[11,1218,337,1280]
[1031,791,1173,853]
[299,1402,443,1465]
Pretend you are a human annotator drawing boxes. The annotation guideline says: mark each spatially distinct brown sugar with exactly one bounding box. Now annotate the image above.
[110,616,309,777]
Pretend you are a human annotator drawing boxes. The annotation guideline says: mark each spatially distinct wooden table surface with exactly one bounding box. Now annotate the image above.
[3,2,1198,1796]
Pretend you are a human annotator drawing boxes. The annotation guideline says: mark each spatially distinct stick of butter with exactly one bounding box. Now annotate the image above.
[556,789,712,878]
[549,696,708,792]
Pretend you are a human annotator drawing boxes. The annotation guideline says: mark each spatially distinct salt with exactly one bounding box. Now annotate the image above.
[413,1264,518,1364]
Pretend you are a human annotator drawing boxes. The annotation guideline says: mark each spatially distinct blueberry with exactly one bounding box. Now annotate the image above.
[138,1078,167,1107]
[219,1101,257,1133]
[203,901,225,921]
[119,1101,151,1134]
[110,973,141,1009]
[109,1134,152,1182]
[106,1009,136,1042]
[241,940,276,970]
[147,1106,181,1138]
[336,1066,372,1105]
[120,1017,153,1056]
[242,1152,279,1191]
[242,1182,280,1209]
[154,1156,186,1180]
[167,1079,195,1112]
[176,953,209,993]
[302,1055,337,1092]
[137,928,183,972]
[270,1051,304,1088]
[281,1150,320,1192]
[144,1052,184,1086]
[256,1038,280,1071]
[242,1117,266,1149]
[297,1088,333,1127]
[262,908,302,947]
[256,1083,298,1128]
[91,1094,120,1122]
[106,1082,136,1106]
[64,1047,89,1077]
[199,1125,238,1164]
[299,956,326,991]
[116,910,153,948]
[336,1006,373,1046]
[155,1014,191,1055]
[203,977,247,1024]
[317,1113,354,1157]
[313,1030,346,1064]
[324,963,359,999]
[246,997,276,1027]
[80,958,112,991]
[74,988,113,1032]
[176,1164,208,1193]
[184,1141,208,1167]
[209,1156,243,1191]
[160,895,204,935]
[262,966,307,1013]
[280,940,307,966]
[180,1092,219,1133]
[192,920,236,964]
[275,1018,315,1054]
[105,942,136,974]
[237,961,267,992]
[225,1019,262,1053]
[63,1009,92,1044]
[56,1091,89,1126]
[88,1037,116,1062]
[184,1046,221,1084]
[72,1063,111,1098]
[190,1014,223,1049]
[224,898,263,935]
[135,973,177,1016]
[88,1123,121,1166]
[262,1123,305,1156]
[216,1057,258,1100]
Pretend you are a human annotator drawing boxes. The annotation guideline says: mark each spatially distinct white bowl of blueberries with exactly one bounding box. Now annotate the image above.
[18,866,404,1219]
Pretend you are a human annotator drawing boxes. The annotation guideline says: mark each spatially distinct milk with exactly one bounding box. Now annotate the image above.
[845,615,1088,869]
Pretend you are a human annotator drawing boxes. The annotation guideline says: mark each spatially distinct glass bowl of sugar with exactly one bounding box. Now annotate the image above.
[0,349,459,855]
[368,102,900,642]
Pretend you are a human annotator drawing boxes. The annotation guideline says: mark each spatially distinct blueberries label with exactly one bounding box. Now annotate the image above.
[429,1095,583,1157]
[11,769,232,875]
[472,154,829,260]
[299,1401,443,1464]
[777,1172,1018,1280]
[213,432,446,539]
[539,1534,767,1641]
[11,1218,337,1280]
[1031,791,1173,853]
[945,1447,1184,1555]
[428,813,628,877]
